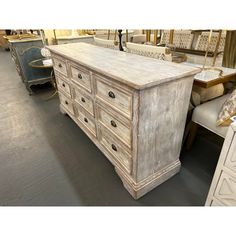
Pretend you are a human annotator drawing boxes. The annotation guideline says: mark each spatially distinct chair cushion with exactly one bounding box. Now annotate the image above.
[217,88,236,126]
[192,94,230,138]
[193,83,224,103]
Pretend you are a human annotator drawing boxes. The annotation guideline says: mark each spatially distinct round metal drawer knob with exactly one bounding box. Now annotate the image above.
[78,73,82,79]
[110,120,117,127]
[108,91,115,99]
[84,117,88,123]
[58,63,62,68]
[65,101,68,105]
[62,83,65,87]
[111,144,117,152]
[81,97,85,103]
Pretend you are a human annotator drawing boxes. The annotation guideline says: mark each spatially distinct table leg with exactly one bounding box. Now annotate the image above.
[44,69,58,101]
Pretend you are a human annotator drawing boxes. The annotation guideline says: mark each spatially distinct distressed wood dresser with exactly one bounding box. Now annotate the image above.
[47,43,199,199]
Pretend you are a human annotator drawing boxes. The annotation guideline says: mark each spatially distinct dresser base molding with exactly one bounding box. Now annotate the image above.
[49,43,199,199]
[115,160,181,199]
[60,104,181,199]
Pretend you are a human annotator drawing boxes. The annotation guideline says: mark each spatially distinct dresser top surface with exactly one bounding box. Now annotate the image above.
[47,43,200,89]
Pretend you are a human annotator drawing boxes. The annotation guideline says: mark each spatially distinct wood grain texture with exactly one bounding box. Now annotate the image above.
[72,84,95,116]
[75,104,97,137]
[97,105,131,148]
[56,76,71,98]
[70,64,92,93]
[48,44,199,199]
[47,43,200,90]
[95,78,133,119]
[136,76,194,182]
[52,56,68,77]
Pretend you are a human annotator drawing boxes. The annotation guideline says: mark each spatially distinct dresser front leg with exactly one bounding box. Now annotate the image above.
[59,104,67,115]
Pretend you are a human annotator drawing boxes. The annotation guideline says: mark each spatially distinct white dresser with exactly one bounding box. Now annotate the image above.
[47,43,199,199]
[206,123,236,206]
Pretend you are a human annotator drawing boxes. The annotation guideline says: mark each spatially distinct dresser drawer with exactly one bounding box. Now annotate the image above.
[210,199,224,206]
[59,92,74,115]
[56,76,71,97]
[214,171,236,206]
[53,57,68,76]
[99,126,132,174]
[75,104,96,137]
[95,78,133,119]
[72,84,94,116]
[97,106,131,148]
[70,65,92,93]
[224,133,236,173]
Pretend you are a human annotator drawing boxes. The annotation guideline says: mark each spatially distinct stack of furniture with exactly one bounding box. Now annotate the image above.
[8,37,52,94]
[47,42,199,199]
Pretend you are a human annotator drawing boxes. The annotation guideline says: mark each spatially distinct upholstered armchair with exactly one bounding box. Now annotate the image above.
[187,94,230,149]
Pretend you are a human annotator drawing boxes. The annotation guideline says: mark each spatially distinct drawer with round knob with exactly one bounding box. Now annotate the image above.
[73,85,94,116]
[99,126,132,174]
[70,65,92,93]
[59,92,74,115]
[97,106,131,148]
[95,78,133,119]
[75,105,96,137]
[56,76,71,97]
[53,57,68,76]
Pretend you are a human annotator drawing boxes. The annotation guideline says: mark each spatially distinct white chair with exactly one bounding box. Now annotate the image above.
[131,34,146,44]
[195,31,226,53]
[93,37,118,50]
[126,42,172,61]
[187,94,229,149]
[159,30,194,49]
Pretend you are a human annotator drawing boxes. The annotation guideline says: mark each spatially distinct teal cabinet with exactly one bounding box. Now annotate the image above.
[9,38,52,95]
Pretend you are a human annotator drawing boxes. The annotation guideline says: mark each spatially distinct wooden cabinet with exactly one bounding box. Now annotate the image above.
[8,38,53,94]
[47,43,199,199]
[206,123,236,206]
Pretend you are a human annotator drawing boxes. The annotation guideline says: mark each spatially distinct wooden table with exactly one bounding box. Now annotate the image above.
[29,58,57,100]
[183,62,236,88]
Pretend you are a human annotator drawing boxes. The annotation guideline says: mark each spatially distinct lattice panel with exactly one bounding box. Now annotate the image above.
[160,30,193,49]
[94,37,117,50]
[160,30,170,45]
[225,134,236,172]
[215,172,236,205]
[127,48,167,60]
[195,32,226,52]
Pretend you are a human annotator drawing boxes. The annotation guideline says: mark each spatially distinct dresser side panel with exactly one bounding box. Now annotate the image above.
[136,76,194,181]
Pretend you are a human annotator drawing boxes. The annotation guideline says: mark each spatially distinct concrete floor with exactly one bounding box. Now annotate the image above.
[0,48,224,206]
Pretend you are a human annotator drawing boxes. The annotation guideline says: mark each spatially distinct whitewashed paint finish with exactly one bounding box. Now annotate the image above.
[47,43,199,90]
[47,43,199,199]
